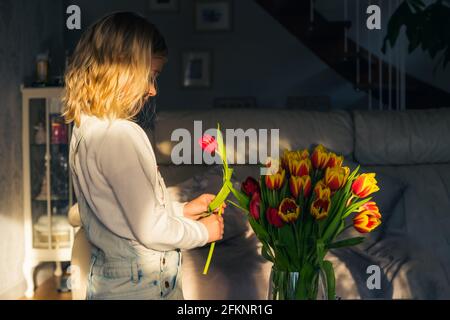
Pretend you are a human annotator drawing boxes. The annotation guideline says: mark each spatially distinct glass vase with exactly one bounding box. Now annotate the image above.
[267,266,328,300]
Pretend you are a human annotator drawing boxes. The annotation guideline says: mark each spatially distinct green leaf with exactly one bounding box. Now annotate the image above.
[227,199,249,214]
[295,263,315,300]
[342,197,373,219]
[321,260,336,300]
[280,179,289,201]
[327,237,365,249]
[278,225,299,264]
[248,217,270,242]
[226,181,250,208]
[208,183,231,211]
[216,123,228,172]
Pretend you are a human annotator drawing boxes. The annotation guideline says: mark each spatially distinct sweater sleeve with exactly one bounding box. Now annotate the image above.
[172,201,187,217]
[97,122,208,251]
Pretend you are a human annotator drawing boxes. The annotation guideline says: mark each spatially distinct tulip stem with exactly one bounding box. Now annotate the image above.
[202,205,225,275]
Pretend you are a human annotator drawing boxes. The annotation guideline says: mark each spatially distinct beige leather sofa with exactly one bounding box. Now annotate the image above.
[70,108,450,299]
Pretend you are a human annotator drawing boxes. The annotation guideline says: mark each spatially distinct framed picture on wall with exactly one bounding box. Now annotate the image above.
[181,50,212,88]
[194,0,233,32]
[149,0,179,12]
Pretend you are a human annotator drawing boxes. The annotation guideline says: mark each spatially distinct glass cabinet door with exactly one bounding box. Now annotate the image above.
[29,97,74,249]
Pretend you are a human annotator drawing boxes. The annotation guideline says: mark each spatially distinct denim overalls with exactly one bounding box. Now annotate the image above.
[69,124,184,300]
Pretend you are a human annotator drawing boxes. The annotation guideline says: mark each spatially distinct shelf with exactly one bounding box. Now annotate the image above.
[33,197,69,201]
[31,143,68,147]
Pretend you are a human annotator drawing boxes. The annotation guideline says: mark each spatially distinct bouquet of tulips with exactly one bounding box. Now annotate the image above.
[228,145,382,300]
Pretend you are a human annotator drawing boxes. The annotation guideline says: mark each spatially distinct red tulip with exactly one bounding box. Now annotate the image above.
[241,177,260,196]
[266,207,284,228]
[198,134,217,154]
[249,192,261,220]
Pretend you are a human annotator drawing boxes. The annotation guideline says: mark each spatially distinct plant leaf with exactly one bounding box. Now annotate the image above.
[321,260,336,300]
[208,183,231,211]
[295,262,315,300]
[327,237,365,249]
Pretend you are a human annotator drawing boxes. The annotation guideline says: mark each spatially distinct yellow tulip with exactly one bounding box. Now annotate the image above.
[327,153,344,168]
[324,166,350,191]
[352,173,380,198]
[278,198,301,223]
[265,169,286,190]
[288,158,312,177]
[311,183,331,220]
[357,201,381,217]
[290,175,312,198]
[353,210,382,233]
[313,180,328,197]
[281,149,309,169]
[311,144,331,170]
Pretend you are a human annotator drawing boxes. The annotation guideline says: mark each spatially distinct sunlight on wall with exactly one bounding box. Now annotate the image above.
[0,213,25,297]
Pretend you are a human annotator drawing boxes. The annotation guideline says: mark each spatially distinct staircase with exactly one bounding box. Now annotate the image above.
[256,0,450,109]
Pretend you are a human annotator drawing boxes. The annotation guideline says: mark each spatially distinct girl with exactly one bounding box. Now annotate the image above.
[64,12,224,300]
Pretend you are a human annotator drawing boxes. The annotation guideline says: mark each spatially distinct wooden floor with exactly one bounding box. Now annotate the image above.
[22,276,72,300]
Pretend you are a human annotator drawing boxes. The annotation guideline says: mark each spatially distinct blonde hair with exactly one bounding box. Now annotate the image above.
[63,12,168,127]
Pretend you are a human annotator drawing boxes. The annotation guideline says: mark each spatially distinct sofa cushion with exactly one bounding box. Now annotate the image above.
[154,109,354,165]
[337,176,407,248]
[354,108,450,165]
[364,163,450,278]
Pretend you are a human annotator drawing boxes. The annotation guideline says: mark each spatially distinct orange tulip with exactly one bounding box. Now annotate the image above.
[265,169,286,190]
[288,158,312,177]
[352,173,380,198]
[357,201,381,217]
[278,198,301,223]
[311,145,331,170]
[327,153,344,168]
[353,210,382,233]
[311,184,331,220]
[324,166,350,191]
[290,175,312,198]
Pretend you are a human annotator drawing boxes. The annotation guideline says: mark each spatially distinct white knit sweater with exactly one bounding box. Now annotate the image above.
[69,114,209,251]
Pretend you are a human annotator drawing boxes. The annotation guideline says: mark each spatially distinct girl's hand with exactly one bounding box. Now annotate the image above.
[183,194,226,220]
[199,214,224,243]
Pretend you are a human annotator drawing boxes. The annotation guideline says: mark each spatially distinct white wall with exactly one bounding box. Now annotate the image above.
[63,0,366,109]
